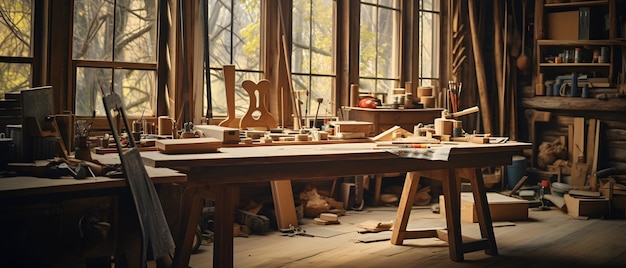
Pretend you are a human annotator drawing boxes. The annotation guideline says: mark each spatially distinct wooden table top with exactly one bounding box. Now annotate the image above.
[0,153,186,198]
[141,141,531,184]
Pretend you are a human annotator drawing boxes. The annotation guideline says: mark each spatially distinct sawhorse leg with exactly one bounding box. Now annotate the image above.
[390,168,498,262]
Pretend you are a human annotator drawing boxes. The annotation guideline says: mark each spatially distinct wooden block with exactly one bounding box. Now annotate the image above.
[158,116,173,135]
[564,194,609,218]
[319,213,339,222]
[569,189,601,197]
[155,137,221,154]
[440,192,529,223]
[194,124,240,144]
[336,132,366,139]
[331,121,373,134]
[570,162,589,187]
[245,130,265,139]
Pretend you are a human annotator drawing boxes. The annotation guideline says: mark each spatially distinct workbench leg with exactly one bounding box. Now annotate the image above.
[373,174,383,206]
[172,186,203,268]
[441,169,463,262]
[391,171,420,245]
[460,168,498,256]
[212,184,239,267]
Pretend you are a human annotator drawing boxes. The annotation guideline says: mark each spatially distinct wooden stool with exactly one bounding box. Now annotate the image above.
[390,168,498,261]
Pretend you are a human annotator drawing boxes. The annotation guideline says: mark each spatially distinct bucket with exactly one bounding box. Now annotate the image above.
[506,155,527,189]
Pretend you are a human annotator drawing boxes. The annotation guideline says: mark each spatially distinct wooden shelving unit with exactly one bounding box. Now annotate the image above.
[531,0,625,97]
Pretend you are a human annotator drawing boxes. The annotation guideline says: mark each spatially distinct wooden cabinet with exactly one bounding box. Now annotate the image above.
[533,0,626,96]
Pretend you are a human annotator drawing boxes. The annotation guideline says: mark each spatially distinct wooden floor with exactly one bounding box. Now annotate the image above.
[189,206,626,268]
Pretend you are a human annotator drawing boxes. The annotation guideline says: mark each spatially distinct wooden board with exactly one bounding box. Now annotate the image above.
[155,138,221,154]
[270,180,298,229]
[239,80,278,131]
[573,117,585,163]
[194,124,240,144]
[585,118,597,168]
[330,121,373,134]
[440,192,529,223]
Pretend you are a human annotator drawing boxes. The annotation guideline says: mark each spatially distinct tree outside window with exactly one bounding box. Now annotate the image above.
[419,0,440,87]
[205,0,261,118]
[359,0,401,103]
[0,0,32,99]
[291,0,335,124]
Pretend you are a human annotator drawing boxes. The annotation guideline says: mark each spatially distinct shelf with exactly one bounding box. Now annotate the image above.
[537,40,626,46]
[539,63,611,72]
[539,63,610,67]
[545,0,609,8]
[521,96,626,112]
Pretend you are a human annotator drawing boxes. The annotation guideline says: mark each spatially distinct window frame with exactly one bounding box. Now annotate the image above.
[70,0,160,122]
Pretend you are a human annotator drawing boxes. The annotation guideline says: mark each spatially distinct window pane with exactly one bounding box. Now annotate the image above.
[0,0,32,57]
[377,7,397,79]
[75,67,111,116]
[377,0,399,9]
[420,0,440,12]
[116,68,156,116]
[209,68,256,117]
[113,0,157,63]
[232,0,260,70]
[419,10,440,80]
[292,0,311,74]
[0,63,30,98]
[360,1,400,98]
[359,4,376,78]
[206,0,261,117]
[292,0,335,120]
[73,0,114,61]
[208,0,233,66]
[310,0,333,76]
[75,67,155,116]
[309,76,332,116]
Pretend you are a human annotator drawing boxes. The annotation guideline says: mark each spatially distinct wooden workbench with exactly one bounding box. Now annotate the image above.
[141,141,531,268]
[0,156,186,267]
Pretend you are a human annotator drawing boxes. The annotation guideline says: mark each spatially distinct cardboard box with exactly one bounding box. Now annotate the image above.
[439,192,529,223]
[564,194,609,218]
[548,11,579,40]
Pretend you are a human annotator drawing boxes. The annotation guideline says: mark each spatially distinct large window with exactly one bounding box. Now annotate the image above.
[418,0,440,87]
[359,0,401,103]
[72,0,158,116]
[291,0,335,122]
[205,0,262,118]
[0,0,32,99]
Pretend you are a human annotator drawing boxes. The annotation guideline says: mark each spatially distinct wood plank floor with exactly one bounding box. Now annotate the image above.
[189,206,626,267]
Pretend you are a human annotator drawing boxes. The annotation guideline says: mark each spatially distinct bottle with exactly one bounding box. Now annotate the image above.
[570,72,579,97]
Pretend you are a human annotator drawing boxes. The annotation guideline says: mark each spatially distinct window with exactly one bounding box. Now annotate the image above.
[418,0,440,87]
[291,0,335,124]
[205,0,262,118]
[72,0,158,116]
[0,0,32,99]
[359,0,401,103]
